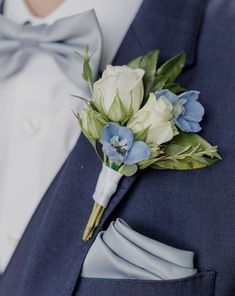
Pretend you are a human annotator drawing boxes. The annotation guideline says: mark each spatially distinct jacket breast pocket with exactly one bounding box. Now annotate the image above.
[74,270,216,296]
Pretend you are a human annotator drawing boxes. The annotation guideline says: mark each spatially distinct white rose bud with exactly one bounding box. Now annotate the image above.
[80,107,106,141]
[92,65,145,122]
[127,93,178,145]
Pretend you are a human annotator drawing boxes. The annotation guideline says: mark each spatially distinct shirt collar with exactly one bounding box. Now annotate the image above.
[3,0,143,67]
[3,0,82,25]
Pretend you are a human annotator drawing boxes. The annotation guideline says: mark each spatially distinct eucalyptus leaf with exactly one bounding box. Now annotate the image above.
[157,52,186,83]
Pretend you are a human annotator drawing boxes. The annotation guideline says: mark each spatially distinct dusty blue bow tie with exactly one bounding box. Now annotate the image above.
[0,9,102,87]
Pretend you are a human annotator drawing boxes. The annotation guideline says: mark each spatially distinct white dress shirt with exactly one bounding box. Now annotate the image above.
[0,0,143,272]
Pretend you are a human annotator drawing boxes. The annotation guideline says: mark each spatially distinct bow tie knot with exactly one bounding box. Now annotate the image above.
[0,9,103,89]
[20,38,40,48]
[20,23,47,38]
[17,24,52,49]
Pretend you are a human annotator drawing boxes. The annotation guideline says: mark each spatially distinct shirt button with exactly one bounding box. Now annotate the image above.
[8,232,21,247]
[23,118,41,134]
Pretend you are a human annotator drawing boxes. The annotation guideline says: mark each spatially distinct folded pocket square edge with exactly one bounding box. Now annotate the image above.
[81,218,197,281]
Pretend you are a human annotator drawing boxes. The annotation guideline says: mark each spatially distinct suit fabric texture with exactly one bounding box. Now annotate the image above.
[0,0,234,295]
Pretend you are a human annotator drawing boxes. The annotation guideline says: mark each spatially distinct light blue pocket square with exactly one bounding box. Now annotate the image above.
[81,218,197,280]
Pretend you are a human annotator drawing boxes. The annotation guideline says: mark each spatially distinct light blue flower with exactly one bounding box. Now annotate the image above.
[102,123,151,164]
[155,89,205,133]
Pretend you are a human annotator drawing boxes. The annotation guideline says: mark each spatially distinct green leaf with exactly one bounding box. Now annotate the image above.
[164,82,186,94]
[138,158,158,170]
[74,106,107,142]
[92,95,108,119]
[128,50,159,101]
[119,164,138,176]
[89,100,99,112]
[164,144,192,157]
[76,46,94,91]
[151,75,169,92]
[152,133,222,170]
[71,95,90,107]
[73,111,92,140]
[107,162,122,171]
[138,147,161,170]
[73,111,82,126]
[157,52,186,83]
[127,56,142,69]
[83,58,93,88]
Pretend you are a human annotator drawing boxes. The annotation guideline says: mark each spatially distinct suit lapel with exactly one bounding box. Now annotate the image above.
[6,135,137,296]
[113,0,208,66]
[0,0,4,14]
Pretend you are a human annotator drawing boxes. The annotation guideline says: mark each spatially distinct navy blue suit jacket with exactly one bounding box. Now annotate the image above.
[0,0,234,295]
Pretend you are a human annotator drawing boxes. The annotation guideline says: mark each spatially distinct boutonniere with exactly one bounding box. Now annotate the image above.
[74,49,222,241]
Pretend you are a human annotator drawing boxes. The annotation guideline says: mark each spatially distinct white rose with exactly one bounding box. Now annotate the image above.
[93,65,145,122]
[127,93,178,145]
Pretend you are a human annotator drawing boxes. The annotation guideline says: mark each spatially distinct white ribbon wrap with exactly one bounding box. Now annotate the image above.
[92,164,123,208]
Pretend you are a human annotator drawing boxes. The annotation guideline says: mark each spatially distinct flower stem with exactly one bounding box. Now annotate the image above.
[82,202,105,241]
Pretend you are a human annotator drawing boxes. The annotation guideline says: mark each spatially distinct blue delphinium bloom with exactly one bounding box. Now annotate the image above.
[155,89,205,133]
[102,123,151,165]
